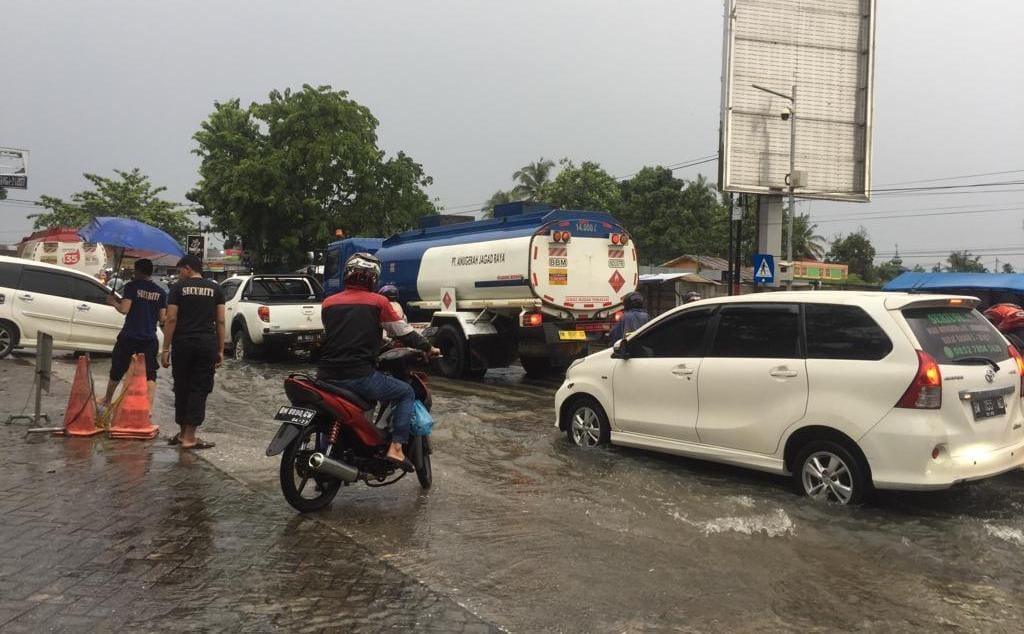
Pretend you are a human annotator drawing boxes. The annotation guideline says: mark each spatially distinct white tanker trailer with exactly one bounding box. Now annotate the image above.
[323,202,639,378]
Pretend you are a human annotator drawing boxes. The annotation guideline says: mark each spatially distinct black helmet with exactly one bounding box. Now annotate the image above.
[343,252,381,290]
[623,291,644,310]
[378,284,399,301]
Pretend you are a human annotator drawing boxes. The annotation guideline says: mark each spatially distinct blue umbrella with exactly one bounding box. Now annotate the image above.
[78,217,185,257]
[78,217,186,291]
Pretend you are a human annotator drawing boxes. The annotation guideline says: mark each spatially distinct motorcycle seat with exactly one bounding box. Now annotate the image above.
[311,379,376,411]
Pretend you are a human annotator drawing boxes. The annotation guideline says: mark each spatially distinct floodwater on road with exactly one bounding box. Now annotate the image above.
[68,354,1024,631]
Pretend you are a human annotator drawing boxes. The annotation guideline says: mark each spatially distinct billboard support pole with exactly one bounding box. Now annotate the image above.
[786,85,796,290]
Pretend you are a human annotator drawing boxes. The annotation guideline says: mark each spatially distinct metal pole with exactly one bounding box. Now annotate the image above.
[727,194,735,296]
[786,85,796,290]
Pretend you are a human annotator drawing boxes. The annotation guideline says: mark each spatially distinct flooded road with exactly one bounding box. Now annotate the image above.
[72,355,1024,631]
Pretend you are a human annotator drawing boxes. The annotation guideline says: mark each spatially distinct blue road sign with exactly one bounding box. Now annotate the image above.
[753,253,775,284]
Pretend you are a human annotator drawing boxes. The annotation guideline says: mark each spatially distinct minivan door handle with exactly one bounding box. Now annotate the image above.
[671,364,695,376]
[18,293,33,302]
[769,366,799,378]
[76,304,91,311]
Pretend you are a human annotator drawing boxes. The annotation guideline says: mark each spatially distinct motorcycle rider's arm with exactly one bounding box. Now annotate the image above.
[380,298,434,352]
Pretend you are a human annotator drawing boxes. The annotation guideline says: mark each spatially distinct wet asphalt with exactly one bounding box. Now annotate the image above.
[44,354,1024,632]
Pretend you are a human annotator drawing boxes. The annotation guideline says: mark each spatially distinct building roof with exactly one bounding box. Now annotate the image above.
[660,254,732,270]
[639,272,721,286]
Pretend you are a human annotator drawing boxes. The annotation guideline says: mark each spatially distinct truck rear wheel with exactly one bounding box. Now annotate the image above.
[435,325,468,379]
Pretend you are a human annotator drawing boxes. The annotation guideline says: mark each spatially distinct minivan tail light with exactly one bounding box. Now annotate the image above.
[1008,345,1024,397]
[258,305,270,323]
[896,350,942,409]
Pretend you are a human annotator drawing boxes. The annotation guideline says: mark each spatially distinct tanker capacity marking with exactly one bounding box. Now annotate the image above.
[450,253,507,266]
[549,269,568,286]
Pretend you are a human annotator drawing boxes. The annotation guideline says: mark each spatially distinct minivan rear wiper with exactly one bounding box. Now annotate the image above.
[955,356,1000,372]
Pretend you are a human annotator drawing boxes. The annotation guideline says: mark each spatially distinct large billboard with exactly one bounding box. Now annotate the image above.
[0,148,29,189]
[718,0,876,202]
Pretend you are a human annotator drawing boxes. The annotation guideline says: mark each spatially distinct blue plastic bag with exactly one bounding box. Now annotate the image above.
[410,400,433,436]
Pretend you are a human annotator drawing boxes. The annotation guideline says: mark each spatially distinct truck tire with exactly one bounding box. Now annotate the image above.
[520,355,555,378]
[435,324,469,379]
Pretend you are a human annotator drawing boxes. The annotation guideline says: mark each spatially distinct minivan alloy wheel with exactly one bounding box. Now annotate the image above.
[571,406,602,448]
[801,451,855,504]
[0,325,12,358]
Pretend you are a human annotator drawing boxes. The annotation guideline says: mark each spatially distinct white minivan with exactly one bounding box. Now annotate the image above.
[555,291,1024,504]
[0,255,128,358]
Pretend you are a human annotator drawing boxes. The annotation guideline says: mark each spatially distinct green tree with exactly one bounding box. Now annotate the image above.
[512,158,555,201]
[540,159,622,213]
[482,189,523,218]
[945,250,987,273]
[188,85,436,272]
[30,168,193,241]
[1003,262,1016,274]
[783,212,826,260]
[875,257,906,283]
[912,264,926,272]
[827,228,877,281]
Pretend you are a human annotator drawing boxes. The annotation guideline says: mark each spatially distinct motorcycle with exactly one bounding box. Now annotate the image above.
[266,346,435,512]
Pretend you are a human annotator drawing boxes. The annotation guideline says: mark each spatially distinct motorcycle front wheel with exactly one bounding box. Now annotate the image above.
[280,425,343,512]
[409,436,433,490]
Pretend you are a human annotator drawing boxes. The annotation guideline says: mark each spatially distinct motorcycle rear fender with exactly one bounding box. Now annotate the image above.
[265,423,303,456]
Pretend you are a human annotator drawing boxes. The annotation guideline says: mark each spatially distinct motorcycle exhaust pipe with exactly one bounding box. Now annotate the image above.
[307,453,360,483]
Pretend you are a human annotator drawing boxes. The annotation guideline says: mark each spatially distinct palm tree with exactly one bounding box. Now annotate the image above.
[786,212,826,260]
[511,158,555,201]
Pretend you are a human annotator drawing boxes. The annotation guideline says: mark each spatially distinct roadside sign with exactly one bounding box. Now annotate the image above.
[753,253,775,285]
[0,147,29,189]
[186,235,205,258]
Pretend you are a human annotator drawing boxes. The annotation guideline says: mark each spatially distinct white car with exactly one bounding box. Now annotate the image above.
[220,274,324,360]
[0,255,131,357]
[555,291,1024,504]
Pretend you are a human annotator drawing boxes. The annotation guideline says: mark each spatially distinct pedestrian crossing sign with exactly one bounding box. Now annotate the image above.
[753,254,775,284]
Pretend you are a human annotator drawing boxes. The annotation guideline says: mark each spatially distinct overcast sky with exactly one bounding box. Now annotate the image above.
[2,0,1023,268]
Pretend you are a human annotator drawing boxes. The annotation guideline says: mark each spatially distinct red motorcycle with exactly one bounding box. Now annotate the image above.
[984,303,1024,351]
[266,347,434,512]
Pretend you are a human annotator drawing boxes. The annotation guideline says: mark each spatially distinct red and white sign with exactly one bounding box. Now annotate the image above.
[608,271,625,293]
[63,251,81,265]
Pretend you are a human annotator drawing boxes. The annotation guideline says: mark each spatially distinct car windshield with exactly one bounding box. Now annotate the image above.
[902,306,1010,365]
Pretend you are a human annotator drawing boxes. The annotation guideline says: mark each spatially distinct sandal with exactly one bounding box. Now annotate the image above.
[167,433,181,446]
[180,439,216,450]
[386,456,415,472]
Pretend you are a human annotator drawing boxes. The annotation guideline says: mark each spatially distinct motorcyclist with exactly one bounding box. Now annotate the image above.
[609,291,650,342]
[984,303,1024,351]
[683,291,702,304]
[317,254,439,466]
[378,284,405,320]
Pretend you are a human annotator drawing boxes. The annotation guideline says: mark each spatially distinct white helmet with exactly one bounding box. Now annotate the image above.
[343,252,381,289]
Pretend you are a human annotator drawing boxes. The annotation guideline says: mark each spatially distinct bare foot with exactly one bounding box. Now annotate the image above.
[386,443,406,463]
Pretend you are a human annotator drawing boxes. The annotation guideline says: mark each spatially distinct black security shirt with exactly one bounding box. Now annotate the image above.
[168,277,224,341]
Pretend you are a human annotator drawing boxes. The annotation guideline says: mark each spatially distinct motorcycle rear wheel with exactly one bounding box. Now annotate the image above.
[280,425,343,512]
[409,436,433,490]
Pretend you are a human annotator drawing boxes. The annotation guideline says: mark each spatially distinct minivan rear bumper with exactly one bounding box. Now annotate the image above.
[861,411,1024,491]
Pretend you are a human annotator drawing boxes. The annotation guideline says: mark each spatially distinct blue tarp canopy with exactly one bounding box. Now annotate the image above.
[883,272,1024,294]
[78,217,185,258]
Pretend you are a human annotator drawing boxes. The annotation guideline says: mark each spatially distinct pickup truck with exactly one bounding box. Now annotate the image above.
[220,274,324,360]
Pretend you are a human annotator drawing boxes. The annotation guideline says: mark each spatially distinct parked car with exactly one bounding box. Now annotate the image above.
[555,291,1024,504]
[221,274,324,360]
[0,255,136,357]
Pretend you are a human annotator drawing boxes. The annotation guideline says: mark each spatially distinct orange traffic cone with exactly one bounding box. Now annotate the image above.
[108,354,159,440]
[60,355,102,437]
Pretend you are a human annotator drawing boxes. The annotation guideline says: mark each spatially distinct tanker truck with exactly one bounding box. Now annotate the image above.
[323,202,639,378]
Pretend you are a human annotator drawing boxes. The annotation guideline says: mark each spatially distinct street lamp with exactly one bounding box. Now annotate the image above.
[752,83,797,289]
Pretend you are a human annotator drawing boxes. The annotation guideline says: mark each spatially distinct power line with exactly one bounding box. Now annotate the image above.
[874,168,1024,188]
[811,205,1024,225]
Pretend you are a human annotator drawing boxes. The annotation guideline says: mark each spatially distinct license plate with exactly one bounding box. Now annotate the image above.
[297,333,322,343]
[972,396,1006,421]
[558,330,587,341]
[274,405,317,425]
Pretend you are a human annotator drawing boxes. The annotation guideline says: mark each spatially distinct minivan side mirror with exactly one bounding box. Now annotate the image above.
[611,338,630,359]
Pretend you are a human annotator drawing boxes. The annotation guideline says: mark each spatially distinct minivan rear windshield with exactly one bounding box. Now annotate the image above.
[902,307,1010,365]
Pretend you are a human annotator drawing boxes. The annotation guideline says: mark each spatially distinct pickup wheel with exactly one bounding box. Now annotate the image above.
[232,328,261,361]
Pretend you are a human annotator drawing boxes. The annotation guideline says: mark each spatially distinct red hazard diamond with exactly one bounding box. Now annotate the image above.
[442,292,453,310]
[608,270,625,293]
